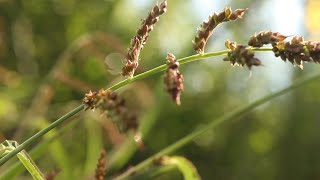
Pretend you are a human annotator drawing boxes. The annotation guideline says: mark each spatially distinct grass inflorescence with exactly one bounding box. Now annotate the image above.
[2,2,320,180]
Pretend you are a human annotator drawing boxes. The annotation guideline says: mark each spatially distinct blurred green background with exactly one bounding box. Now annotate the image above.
[1,0,320,179]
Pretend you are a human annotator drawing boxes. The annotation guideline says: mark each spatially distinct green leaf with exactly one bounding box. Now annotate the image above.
[160,156,201,180]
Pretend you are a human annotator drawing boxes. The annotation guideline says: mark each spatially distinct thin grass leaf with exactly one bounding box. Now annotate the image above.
[160,156,201,180]
[0,140,45,180]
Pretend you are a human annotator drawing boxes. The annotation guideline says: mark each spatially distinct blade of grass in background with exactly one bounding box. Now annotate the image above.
[160,156,201,180]
[0,119,78,179]
[113,72,320,179]
[0,140,45,180]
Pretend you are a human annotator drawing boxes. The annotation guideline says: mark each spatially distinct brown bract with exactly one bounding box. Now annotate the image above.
[122,0,167,78]
[164,53,184,105]
[248,31,287,47]
[223,40,261,69]
[273,36,320,68]
[193,8,247,54]
[83,89,138,132]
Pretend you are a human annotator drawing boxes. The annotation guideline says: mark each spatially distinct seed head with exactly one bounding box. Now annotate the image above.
[248,31,287,47]
[223,40,262,69]
[122,0,167,77]
[272,36,320,68]
[83,89,138,132]
[95,149,107,180]
[193,7,247,54]
[164,53,184,105]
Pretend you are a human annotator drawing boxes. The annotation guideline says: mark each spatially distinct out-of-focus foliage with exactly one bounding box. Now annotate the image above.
[1,0,320,179]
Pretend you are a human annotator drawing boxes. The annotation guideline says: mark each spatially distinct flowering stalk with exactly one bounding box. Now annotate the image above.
[221,31,320,70]
[3,3,320,179]
[0,47,271,167]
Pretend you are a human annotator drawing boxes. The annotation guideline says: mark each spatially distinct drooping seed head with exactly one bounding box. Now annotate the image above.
[223,40,262,69]
[164,53,184,105]
[83,89,138,132]
[193,7,248,54]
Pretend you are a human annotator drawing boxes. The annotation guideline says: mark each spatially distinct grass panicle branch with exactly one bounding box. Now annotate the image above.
[0,47,271,167]
[247,31,320,69]
[3,3,320,179]
[272,36,320,68]
[193,7,247,54]
[223,31,320,70]
[122,0,167,77]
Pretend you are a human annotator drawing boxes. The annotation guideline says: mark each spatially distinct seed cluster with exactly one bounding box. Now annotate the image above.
[83,89,138,132]
[193,8,247,54]
[95,149,107,180]
[122,0,167,77]
[164,53,184,105]
[248,31,320,68]
[272,36,320,68]
[223,40,261,69]
[248,31,287,47]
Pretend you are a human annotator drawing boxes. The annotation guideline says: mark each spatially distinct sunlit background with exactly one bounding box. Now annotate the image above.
[1,0,320,179]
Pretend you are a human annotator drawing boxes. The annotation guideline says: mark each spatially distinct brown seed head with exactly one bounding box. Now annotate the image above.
[95,149,107,180]
[83,90,98,110]
[248,31,287,47]
[164,53,184,105]
[83,89,138,132]
[193,7,248,54]
[223,40,262,69]
[272,36,320,68]
[122,0,167,77]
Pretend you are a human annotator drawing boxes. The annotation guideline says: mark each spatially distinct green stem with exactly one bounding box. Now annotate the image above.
[109,47,271,91]
[113,72,320,180]
[0,119,79,179]
[1,141,45,179]
[0,105,84,166]
[0,47,271,166]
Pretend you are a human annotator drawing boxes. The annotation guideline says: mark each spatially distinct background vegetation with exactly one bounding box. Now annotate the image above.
[1,0,320,179]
